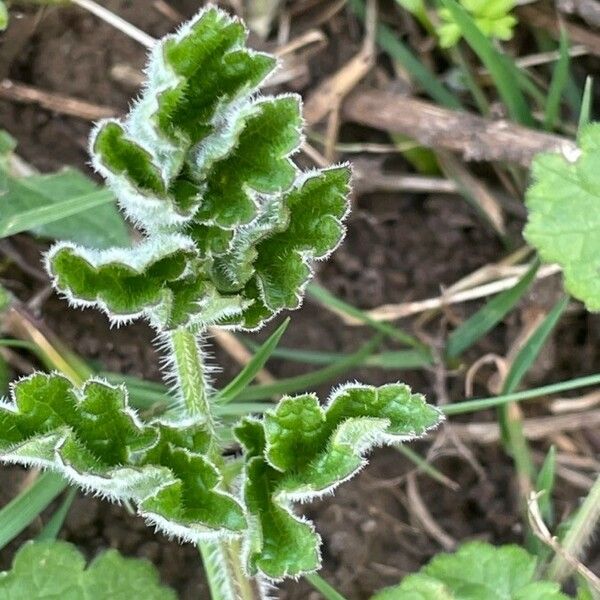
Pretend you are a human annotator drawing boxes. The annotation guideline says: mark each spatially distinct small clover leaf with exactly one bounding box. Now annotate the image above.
[236,383,443,579]
[525,123,600,311]
[437,0,517,48]
[372,542,572,599]
[0,541,177,599]
[0,373,246,542]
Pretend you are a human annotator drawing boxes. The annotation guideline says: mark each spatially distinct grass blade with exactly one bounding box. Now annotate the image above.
[0,472,67,550]
[578,76,594,134]
[0,185,115,239]
[244,343,432,370]
[503,296,569,394]
[439,0,533,125]
[442,373,600,416]
[37,488,77,541]
[235,334,383,402]
[305,574,349,600]
[215,318,289,404]
[308,283,430,354]
[348,0,462,109]
[544,28,570,131]
[446,261,539,358]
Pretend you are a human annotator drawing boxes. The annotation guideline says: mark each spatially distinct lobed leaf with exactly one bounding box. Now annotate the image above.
[0,541,177,599]
[0,373,246,542]
[235,383,443,579]
[372,542,572,599]
[525,123,600,311]
[47,6,351,333]
[49,168,349,331]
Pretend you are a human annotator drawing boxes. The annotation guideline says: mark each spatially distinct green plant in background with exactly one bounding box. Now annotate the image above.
[371,542,573,599]
[0,1,7,30]
[437,0,517,48]
[525,123,600,312]
[0,6,443,597]
[0,541,177,599]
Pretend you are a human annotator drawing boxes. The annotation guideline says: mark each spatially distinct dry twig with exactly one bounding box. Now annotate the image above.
[343,90,577,167]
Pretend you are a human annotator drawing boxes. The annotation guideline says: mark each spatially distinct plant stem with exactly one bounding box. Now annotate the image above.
[199,540,262,600]
[168,326,259,600]
[168,327,215,430]
[547,475,600,583]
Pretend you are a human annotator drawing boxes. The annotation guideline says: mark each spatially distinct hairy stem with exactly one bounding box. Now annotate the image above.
[168,327,215,430]
[199,540,262,600]
[168,326,259,600]
[547,474,600,582]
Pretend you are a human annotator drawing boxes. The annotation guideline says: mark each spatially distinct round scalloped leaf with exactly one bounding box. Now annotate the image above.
[0,541,177,599]
[372,542,571,599]
[525,123,600,312]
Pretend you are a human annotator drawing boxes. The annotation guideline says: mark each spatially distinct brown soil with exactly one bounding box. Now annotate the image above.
[0,1,598,599]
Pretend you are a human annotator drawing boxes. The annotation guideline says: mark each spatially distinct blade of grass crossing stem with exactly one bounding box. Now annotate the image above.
[37,488,77,541]
[348,0,462,109]
[215,318,289,404]
[578,77,594,134]
[499,296,569,488]
[0,472,67,550]
[244,343,431,370]
[502,296,569,395]
[0,189,114,239]
[305,574,349,600]
[442,373,600,415]
[308,283,431,355]
[235,334,383,402]
[446,261,539,358]
[536,445,557,525]
[439,0,533,125]
[544,28,570,131]
[396,444,458,490]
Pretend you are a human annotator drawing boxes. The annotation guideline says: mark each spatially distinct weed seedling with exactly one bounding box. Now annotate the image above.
[0,7,442,597]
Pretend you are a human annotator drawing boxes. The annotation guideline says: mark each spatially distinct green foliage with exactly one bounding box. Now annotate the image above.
[236,383,442,579]
[0,373,246,540]
[0,131,129,248]
[372,542,572,599]
[0,374,442,579]
[525,123,600,311]
[0,541,176,599]
[48,6,350,332]
[438,0,517,48]
[0,1,7,31]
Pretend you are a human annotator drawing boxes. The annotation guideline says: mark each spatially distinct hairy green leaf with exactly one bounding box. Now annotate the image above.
[0,541,177,599]
[236,383,443,579]
[525,123,600,311]
[372,542,571,599]
[0,373,246,541]
[48,6,351,332]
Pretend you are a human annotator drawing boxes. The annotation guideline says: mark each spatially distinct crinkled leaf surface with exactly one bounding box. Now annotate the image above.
[47,6,350,332]
[372,542,571,599]
[235,383,443,579]
[0,541,177,599]
[0,373,246,541]
[525,123,600,311]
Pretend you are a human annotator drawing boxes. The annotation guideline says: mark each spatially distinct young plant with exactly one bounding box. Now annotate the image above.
[0,541,177,599]
[0,6,443,597]
[371,542,574,599]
